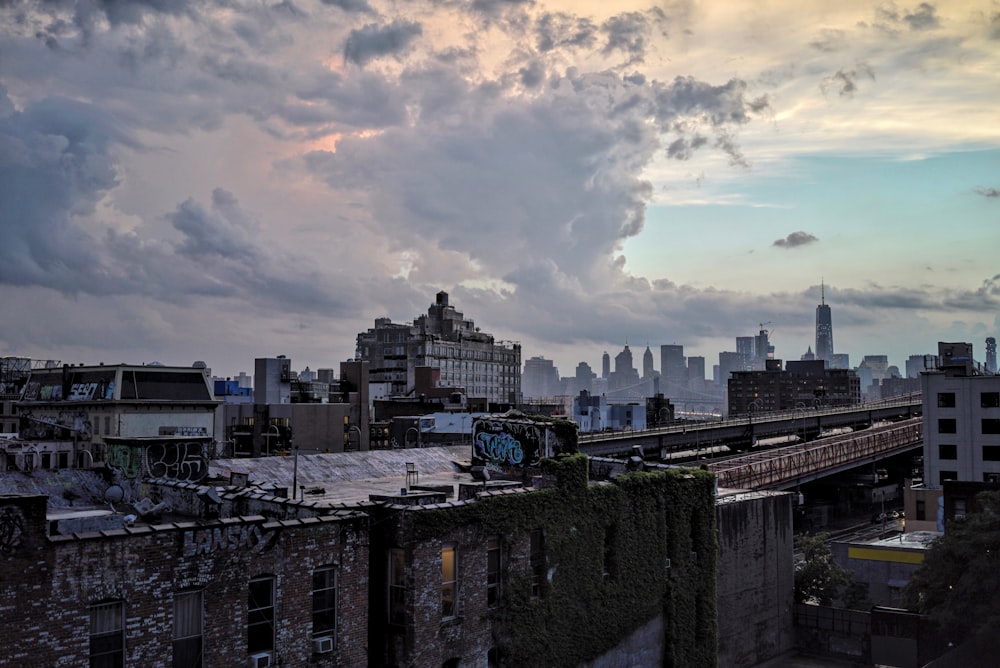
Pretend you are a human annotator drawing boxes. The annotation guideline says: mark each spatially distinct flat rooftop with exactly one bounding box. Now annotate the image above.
[210,445,478,506]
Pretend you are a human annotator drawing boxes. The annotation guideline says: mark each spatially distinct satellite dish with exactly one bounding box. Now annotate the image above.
[104,485,125,503]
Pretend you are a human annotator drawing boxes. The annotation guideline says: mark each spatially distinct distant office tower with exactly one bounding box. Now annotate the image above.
[611,344,640,391]
[687,356,706,393]
[753,327,772,370]
[801,346,815,361]
[831,353,850,370]
[575,362,595,395]
[602,351,610,379]
[815,283,834,366]
[522,356,561,399]
[905,355,933,379]
[736,337,754,371]
[660,345,686,396]
[642,345,655,379]
[987,337,997,374]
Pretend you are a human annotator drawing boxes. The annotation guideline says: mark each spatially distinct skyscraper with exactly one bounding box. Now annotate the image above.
[987,337,997,375]
[660,345,686,397]
[815,282,834,366]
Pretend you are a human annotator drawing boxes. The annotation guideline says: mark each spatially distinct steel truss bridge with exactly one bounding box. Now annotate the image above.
[579,395,924,490]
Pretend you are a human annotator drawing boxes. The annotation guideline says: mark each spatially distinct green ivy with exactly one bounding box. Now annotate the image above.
[407,454,717,667]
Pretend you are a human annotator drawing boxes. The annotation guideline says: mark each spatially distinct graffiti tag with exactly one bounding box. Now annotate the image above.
[181,524,278,557]
[148,441,206,482]
[107,444,142,479]
[0,506,25,555]
[475,431,525,466]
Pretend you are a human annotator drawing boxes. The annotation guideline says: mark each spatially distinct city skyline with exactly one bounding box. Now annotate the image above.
[1,1,997,380]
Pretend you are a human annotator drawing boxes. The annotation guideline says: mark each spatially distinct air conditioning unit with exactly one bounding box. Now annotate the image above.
[249,652,272,668]
[313,636,334,654]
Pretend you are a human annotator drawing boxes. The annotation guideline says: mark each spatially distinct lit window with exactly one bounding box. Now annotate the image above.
[89,601,124,668]
[312,567,337,641]
[173,590,203,668]
[248,576,275,654]
[442,544,458,618]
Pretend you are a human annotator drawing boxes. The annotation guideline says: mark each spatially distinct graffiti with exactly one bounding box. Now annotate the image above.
[107,444,143,479]
[181,524,278,557]
[147,441,206,482]
[475,431,525,466]
[0,506,25,555]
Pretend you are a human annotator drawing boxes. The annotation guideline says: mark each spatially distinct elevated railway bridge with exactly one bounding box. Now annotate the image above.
[579,395,924,491]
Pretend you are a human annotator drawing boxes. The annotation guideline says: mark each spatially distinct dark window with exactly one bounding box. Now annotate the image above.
[982,392,1000,408]
[983,419,1000,435]
[388,549,405,625]
[248,576,275,654]
[939,470,958,484]
[983,446,1000,461]
[90,601,124,668]
[937,392,956,408]
[954,499,967,520]
[487,537,501,608]
[312,567,337,640]
[938,444,957,460]
[529,529,545,599]
[916,500,926,521]
[938,418,957,434]
[173,590,203,668]
[442,544,457,618]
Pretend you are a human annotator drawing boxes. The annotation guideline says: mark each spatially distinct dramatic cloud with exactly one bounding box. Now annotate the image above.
[821,64,876,97]
[343,20,423,66]
[772,232,819,249]
[974,186,1000,198]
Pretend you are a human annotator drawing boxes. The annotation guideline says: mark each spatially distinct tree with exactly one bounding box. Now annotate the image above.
[901,490,1000,644]
[794,532,867,607]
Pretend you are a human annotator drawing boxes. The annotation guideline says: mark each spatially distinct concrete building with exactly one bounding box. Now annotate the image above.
[660,344,686,398]
[355,291,521,406]
[906,342,1000,532]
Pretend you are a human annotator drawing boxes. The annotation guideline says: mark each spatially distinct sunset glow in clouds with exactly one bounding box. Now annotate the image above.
[1,0,998,376]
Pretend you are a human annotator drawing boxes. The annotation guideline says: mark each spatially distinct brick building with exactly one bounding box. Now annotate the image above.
[728,359,861,416]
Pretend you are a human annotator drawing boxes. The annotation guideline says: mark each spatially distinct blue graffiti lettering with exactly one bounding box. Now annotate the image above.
[475,431,524,466]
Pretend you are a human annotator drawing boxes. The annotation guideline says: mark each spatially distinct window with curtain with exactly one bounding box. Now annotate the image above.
[173,590,203,668]
[89,601,124,668]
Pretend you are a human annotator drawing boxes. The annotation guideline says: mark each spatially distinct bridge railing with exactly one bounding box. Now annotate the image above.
[711,418,923,490]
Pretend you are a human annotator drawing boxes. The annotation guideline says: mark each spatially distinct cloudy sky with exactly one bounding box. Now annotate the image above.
[1,0,998,380]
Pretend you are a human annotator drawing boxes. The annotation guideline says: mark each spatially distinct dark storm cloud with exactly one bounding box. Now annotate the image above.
[518,59,545,88]
[319,0,374,14]
[170,188,259,261]
[535,12,597,52]
[875,2,940,33]
[821,64,875,97]
[666,134,707,160]
[601,11,650,63]
[0,89,130,292]
[343,19,423,66]
[974,186,1000,198]
[773,232,819,249]
[903,3,940,31]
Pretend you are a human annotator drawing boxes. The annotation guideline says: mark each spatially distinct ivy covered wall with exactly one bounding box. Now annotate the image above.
[402,454,718,667]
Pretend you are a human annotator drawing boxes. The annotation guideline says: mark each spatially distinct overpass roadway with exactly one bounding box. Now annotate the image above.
[577,395,922,460]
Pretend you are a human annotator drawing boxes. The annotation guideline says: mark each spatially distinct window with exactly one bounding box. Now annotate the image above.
[937,392,956,408]
[312,567,337,641]
[89,601,124,668]
[982,392,1000,408]
[104,416,111,435]
[915,500,926,521]
[938,418,957,434]
[983,419,1000,435]
[388,549,406,625]
[939,470,958,484]
[603,525,617,582]
[442,544,458,618]
[248,576,275,654]
[983,446,1000,462]
[173,590,203,668]
[529,529,545,599]
[487,537,502,608]
[938,444,957,460]
[954,499,966,520]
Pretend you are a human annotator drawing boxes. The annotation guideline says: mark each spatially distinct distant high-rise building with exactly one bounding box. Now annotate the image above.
[355,291,521,404]
[736,337,754,371]
[801,346,815,361]
[660,345,686,396]
[987,337,997,374]
[575,362,595,395]
[753,327,772,370]
[815,282,834,366]
[611,344,640,392]
[831,353,850,370]
[687,356,706,393]
[602,351,611,379]
[642,345,655,379]
[905,355,933,379]
[522,356,561,399]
